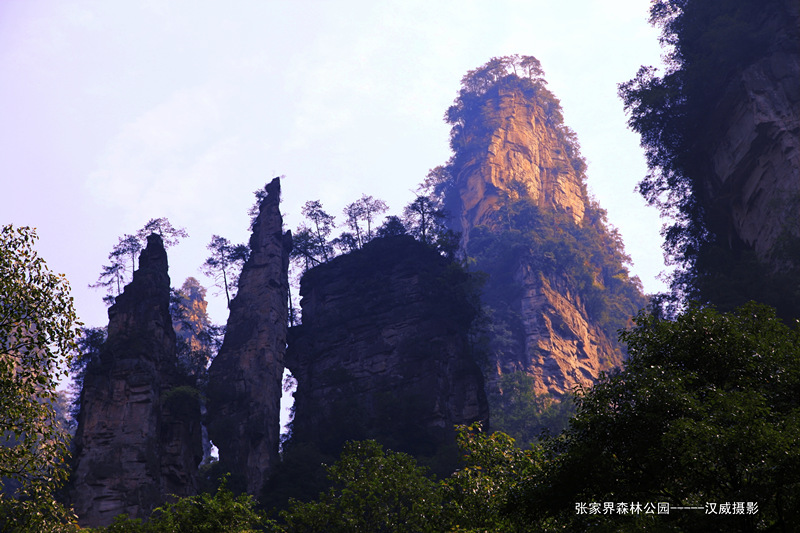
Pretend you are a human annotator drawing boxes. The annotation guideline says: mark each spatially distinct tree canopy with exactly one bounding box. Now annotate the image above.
[0,225,80,531]
[200,236,249,308]
[618,0,800,317]
[280,440,447,533]
[91,218,188,306]
[515,302,800,531]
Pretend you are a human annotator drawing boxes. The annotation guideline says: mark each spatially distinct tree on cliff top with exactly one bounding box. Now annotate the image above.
[342,195,388,248]
[457,54,544,96]
[438,55,587,214]
[201,236,249,309]
[91,218,188,306]
[0,225,79,531]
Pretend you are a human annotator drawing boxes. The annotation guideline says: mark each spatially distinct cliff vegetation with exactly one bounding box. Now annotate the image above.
[619,0,800,318]
[5,2,799,528]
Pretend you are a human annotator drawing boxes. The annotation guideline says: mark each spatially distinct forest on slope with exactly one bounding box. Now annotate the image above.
[2,0,799,531]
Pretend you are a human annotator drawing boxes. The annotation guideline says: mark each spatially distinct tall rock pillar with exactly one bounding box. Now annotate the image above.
[71,234,203,528]
[441,57,645,397]
[285,235,488,476]
[206,177,291,495]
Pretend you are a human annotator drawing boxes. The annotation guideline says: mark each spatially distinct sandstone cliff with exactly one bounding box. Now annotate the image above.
[453,85,586,245]
[515,268,622,396]
[206,177,291,496]
[71,234,202,527]
[701,0,799,267]
[441,56,644,398]
[285,235,488,474]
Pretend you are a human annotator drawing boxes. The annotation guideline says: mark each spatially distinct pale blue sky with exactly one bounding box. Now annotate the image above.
[2,0,668,329]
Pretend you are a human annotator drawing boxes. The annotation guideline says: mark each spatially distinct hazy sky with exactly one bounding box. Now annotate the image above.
[2,0,669,329]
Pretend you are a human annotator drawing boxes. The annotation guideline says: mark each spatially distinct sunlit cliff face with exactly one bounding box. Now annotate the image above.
[451,86,586,249]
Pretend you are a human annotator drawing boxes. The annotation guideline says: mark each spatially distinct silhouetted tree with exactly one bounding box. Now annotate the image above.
[358,195,388,241]
[201,235,249,308]
[91,218,188,305]
[300,200,335,262]
[290,227,323,273]
[331,231,359,255]
[137,217,189,248]
[68,326,107,420]
[376,216,407,238]
[110,233,142,277]
[342,201,366,248]
[342,195,389,248]
[402,195,457,256]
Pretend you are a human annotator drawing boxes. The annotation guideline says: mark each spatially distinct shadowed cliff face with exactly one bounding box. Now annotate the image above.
[71,234,202,528]
[206,177,291,496]
[701,2,800,266]
[443,68,643,398]
[285,236,488,475]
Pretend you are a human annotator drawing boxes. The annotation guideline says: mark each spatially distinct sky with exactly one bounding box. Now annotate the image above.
[1,0,669,330]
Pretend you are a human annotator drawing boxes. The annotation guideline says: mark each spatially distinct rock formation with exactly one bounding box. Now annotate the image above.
[285,235,488,473]
[515,268,622,396]
[454,85,586,245]
[700,0,799,267]
[206,177,291,496]
[71,234,203,528]
[441,56,645,397]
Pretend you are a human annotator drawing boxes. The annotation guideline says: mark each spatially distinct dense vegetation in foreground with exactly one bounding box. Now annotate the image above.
[87,303,797,533]
[3,227,797,533]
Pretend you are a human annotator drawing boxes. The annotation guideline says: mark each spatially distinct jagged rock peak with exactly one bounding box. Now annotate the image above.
[441,56,589,247]
[206,176,291,496]
[439,57,644,398]
[71,233,202,528]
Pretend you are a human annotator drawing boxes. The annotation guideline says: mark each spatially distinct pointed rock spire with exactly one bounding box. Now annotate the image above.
[206,177,292,495]
[72,234,202,527]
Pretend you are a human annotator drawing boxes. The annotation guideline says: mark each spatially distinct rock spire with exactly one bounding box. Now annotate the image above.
[71,234,203,528]
[206,177,292,496]
[442,57,645,397]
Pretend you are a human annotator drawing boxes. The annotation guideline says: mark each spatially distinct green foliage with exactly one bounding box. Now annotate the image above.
[468,198,646,354]
[277,427,546,533]
[444,424,544,532]
[488,373,576,446]
[280,440,447,533]
[619,0,799,316]
[89,480,273,532]
[515,302,800,531]
[201,236,249,309]
[0,225,80,532]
